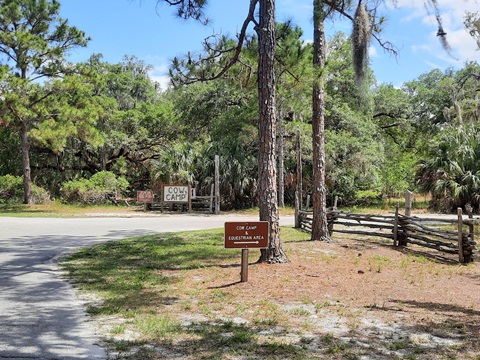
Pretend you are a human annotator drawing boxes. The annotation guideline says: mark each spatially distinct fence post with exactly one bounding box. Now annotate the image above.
[305,195,310,211]
[405,190,413,217]
[188,185,192,212]
[467,204,474,247]
[209,183,214,214]
[214,155,220,214]
[296,129,302,211]
[241,249,249,282]
[393,204,399,247]
[458,208,465,264]
[295,190,300,228]
[468,223,475,262]
[160,186,164,213]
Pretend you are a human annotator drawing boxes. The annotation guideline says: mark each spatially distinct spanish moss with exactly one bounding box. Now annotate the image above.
[352,2,370,85]
[426,0,455,57]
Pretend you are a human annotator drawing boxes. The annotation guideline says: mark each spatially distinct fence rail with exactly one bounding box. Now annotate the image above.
[298,208,478,263]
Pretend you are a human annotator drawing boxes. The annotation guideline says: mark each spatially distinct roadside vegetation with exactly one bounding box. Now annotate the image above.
[0,202,136,217]
[0,198,427,218]
[1,1,480,214]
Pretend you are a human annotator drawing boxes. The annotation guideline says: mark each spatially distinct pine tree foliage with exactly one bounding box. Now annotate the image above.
[0,0,89,204]
[162,0,208,24]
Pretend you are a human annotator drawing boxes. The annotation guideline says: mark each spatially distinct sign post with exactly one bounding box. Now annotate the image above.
[241,249,249,282]
[224,221,269,282]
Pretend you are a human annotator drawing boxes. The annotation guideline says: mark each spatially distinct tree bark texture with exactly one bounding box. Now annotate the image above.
[257,0,288,263]
[20,119,33,205]
[311,0,330,241]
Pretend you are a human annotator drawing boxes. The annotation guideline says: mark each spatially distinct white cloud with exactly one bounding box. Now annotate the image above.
[450,29,480,61]
[150,74,171,91]
[144,56,171,91]
[369,45,379,58]
[149,65,171,91]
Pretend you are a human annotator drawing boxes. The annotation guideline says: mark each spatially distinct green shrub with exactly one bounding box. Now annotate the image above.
[90,171,129,192]
[0,174,51,204]
[61,171,129,204]
[0,174,23,202]
[355,189,382,206]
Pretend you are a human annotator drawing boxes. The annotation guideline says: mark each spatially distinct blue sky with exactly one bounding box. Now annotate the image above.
[60,0,480,89]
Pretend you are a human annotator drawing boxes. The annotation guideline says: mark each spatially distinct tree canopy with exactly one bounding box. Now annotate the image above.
[0,0,479,220]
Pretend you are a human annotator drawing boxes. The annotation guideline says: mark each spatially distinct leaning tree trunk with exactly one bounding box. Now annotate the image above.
[311,0,330,241]
[20,119,33,205]
[257,0,288,263]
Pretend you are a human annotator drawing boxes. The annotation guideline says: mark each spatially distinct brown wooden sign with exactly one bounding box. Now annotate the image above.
[137,190,154,203]
[224,221,269,249]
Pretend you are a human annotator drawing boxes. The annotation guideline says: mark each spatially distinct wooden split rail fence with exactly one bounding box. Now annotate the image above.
[298,208,478,263]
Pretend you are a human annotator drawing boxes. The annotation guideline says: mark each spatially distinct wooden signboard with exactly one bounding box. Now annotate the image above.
[224,221,269,249]
[137,190,154,203]
[224,221,269,282]
[161,184,192,212]
[163,185,189,203]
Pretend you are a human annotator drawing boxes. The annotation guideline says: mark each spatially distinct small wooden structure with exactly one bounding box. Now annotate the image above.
[140,183,217,213]
[140,155,221,214]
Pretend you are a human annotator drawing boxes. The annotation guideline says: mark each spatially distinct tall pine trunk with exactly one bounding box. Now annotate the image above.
[257,0,288,263]
[20,119,33,205]
[311,0,330,241]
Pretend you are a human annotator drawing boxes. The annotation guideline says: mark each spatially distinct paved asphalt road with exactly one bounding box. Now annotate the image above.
[0,214,294,359]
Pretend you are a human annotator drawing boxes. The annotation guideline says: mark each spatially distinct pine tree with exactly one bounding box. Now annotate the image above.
[0,0,89,204]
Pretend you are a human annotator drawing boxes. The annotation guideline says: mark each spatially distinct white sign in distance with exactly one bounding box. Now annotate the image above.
[163,185,189,203]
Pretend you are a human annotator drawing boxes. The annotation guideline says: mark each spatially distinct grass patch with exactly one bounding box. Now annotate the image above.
[368,254,391,273]
[135,314,182,339]
[0,202,137,217]
[0,203,297,218]
[62,228,232,316]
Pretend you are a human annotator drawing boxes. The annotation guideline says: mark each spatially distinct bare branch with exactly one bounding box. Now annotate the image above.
[275,55,300,83]
[371,33,399,58]
[171,0,259,85]
[28,91,55,108]
[323,0,354,21]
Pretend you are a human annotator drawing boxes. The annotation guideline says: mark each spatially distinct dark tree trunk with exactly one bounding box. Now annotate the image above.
[257,0,287,263]
[311,0,330,241]
[20,119,32,205]
[278,105,285,208]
